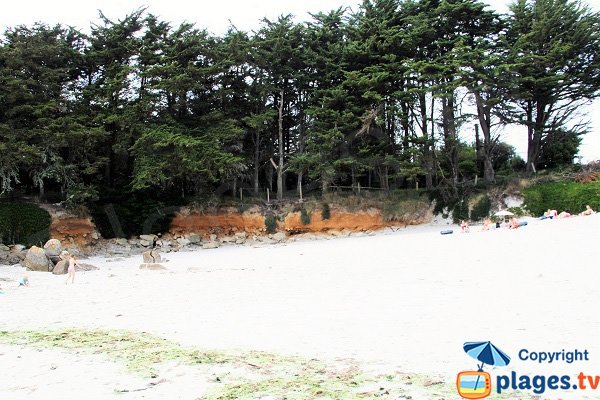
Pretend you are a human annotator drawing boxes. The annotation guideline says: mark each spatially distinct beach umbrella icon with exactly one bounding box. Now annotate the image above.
[464,341,511,371]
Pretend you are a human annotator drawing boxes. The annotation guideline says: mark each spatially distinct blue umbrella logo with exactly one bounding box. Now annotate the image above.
[463,341,511,371]
[460,341,510,397]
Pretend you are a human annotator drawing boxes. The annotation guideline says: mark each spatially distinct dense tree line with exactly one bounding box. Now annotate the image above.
[1,0,598,208]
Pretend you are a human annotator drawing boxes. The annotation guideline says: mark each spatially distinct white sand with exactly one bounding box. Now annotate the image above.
[1,214,599,399]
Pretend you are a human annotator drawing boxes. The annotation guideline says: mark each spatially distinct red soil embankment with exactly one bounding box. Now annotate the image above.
[284,209,385,233]
[170,211,266,236]
[50,217,98,249]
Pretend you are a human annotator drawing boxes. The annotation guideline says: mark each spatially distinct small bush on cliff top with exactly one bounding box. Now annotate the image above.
[0,202,51,246]
[264,215,277,234]
[300,208,311,225]
[321,203,331,220]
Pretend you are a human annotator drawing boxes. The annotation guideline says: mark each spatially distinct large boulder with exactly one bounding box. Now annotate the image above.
[0,243,9,252]
[187,234,201,244]
[202,241,220,249]
[139,234,157,242]
[52,260,68,275]
[142,250,162,263]
[43,239,62,257]
[22,246,53,271]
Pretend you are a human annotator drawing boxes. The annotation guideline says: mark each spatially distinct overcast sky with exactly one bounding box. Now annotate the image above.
[0,0,598,162]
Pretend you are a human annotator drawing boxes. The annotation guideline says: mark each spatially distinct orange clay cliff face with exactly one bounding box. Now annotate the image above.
[283,209,385,233]
[169,210,266,237]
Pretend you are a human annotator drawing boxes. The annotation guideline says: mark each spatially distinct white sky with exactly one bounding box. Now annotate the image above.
[0,0,598,162]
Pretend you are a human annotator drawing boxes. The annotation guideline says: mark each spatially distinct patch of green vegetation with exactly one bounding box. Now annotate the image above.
[523,179,600,216]
[0,328,541,400]
[300,208,311,225]
[321,203,331,220]
[0,202,52,246]
[264,215,277,234]
[470,195,491,221]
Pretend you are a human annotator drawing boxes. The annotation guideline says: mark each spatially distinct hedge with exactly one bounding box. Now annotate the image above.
[523,180,600,216]
[0,202,52,246]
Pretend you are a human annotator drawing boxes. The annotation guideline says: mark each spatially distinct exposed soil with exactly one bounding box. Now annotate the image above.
[169,211,266,237]
[283,209,386,233]
[50,217,99,250]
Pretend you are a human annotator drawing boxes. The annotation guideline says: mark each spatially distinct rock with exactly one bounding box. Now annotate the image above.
[52,260,68,275]
[59,250,70,261]
[188,234,201,244]
[202,241,220,249]
[271,232,287,242]
[115,238,129,246]
[76,263,98,272]
[107,244,131,256]
[210,234,217,241]
[139,234,157,242]
[258,237,275,245]
[43,239,62,257]
[128,239,139,246]
[177,238,190,247]
[91,232,100,240]
[142,250,162,263]
[22,246,53,271]
[11,244,26,252]
[139,263,166,271]
[235,232,247,240]
[220,236,235,243]
[0,244,9,252]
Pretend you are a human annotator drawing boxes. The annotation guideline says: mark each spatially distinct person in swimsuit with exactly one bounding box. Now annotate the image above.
[65,255,77,284]
[18,275,30,286]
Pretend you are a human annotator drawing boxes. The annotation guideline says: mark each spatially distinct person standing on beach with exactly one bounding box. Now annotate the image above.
[65,255,77,284]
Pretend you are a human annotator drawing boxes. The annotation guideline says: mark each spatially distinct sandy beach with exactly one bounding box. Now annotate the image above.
[1,214,599,399]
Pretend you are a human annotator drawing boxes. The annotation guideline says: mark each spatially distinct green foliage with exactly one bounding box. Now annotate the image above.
[523,180,600,216]
[264,215,277,234]
[90,190,177,238]
[508,206,526,217]
[453,199,470,224]
[321,203,331,220]
[0,202,51,245]
[470,195,491,221]
[300,208,311,225]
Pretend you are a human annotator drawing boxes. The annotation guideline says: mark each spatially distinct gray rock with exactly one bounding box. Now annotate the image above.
[271,232,287,242]
[235,232,247,240]
[177,238,190,247]
[115,238,129,246]
[139,234,157,242]
[139,263,166,270]
[188,234,201,244]
[139,240,152,247]
[52,260,68,275]
[142,250,162,263]
[11,244,26,252]
[128,239,139,246]
[43,239,62,257]
[91,232,100,240]
[0,244,9,252]
[76,263,98,272]
[209,234,217,241]
[220,236,235,243]
[22,246,53,271]
[202,241,220,249]
[59,250,70,261]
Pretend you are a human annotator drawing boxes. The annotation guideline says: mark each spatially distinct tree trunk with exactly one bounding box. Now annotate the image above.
[277,89,284,200]
[473,91,495,183]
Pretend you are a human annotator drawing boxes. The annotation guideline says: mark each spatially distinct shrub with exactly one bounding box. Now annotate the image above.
[0,202,52,246]
[90,190,177,238]
[523,180,600,216]
[300,208,311,225]
[470,195,491,221]
[264,215,277,234]
[452,199,470,223]
[321,203,331,220]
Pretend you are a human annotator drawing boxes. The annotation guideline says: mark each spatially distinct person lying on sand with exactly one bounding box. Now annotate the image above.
[509,217,520,229]
[558,211,573,219]
[18,275,29,287]
[580,205,594,216]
